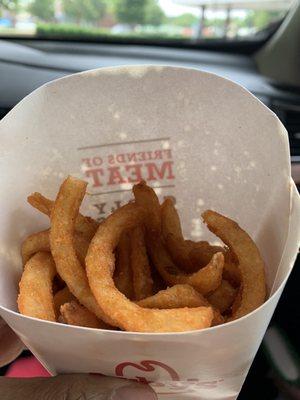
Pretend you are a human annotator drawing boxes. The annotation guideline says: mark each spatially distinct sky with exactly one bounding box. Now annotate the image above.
[159,0,201,17]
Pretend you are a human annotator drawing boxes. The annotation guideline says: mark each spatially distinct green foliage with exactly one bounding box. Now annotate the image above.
[145,0,164,26]
[167,13,198,27]
[28,0,54,22]
[62,0,106,25]
[36,22,184,39]
[114,0,147,26]
[0,0,19,12]
[242,9,282,30]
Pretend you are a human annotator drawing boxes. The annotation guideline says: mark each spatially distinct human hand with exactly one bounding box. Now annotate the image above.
[0,374,158,399]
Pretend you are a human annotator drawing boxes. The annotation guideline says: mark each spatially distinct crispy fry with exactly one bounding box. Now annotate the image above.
[21,229,50,265]
[202,210,266,319]
[49,176,113,326]
[114,231,134,299]
[147,236,224,295]
[86,203,213,332]
[165,234,195,272]
[161,198,195,272]
[18,252,56,321]
[53,287,75,316]
[189,242,225,269]
[130,226,153,300]
[28,192,98,240]
[136,284,207,308]
[223,251,241,287]
[60,300,107,329]
[151,261,168,293]
[161,198,183,239]
[133,181,161,232]
[207,280,237,314]
[137,285,224,326]
[22,229,90,266]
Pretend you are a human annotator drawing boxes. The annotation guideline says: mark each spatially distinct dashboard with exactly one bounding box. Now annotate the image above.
[0,38,299,399]
[0,39,299,175]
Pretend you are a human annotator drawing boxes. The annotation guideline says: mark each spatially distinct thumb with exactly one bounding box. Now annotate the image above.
[0,374,157,400]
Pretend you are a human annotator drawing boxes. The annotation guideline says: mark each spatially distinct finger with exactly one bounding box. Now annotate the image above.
[0,319,24,368]
[0,374,158,400]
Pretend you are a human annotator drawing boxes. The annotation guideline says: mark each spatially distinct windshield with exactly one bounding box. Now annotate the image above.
[0,0,293,42]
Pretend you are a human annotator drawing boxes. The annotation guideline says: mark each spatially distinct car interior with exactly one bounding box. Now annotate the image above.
[0,1,299,398]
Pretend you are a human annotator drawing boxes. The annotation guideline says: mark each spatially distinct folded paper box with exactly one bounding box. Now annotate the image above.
[0,66,299,400]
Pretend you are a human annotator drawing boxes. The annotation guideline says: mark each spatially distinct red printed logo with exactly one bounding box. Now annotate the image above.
[115,360,179,384]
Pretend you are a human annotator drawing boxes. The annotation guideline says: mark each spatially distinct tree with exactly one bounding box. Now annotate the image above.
[145,0,164,26]
[114,0,147,26]
[63,0,106,25]
[28,0,55,22]
[0,0,19,26]
[0,0,19,12]
[168,13,198,27]
[243,9,282,30]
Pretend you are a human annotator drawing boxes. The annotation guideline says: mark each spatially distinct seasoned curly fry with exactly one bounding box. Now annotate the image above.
[130,226,153,300]
[147,236,224,295]
[18,252,56,321]
[28,192,98,240]
[114,231,134,299]
[21,230,50,265]
[137,285,223,326]
[202,210,266,320]
[161,198,195,272]
[133,181,161,233]
[60,300,108,329]
[161,198,183,239]
[22,229,90,266]
[53,287,75,316]
[86,203,213,332]
[207,280,237,314]
[49,176,113,326]
[136,284,207,308]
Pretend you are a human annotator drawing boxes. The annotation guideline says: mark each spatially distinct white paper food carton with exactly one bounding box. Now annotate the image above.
[0,66,299,400]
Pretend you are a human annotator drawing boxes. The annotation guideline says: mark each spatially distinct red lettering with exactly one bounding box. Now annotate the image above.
[107,166,127,185]
[116,154,126,163]
[127,153,137,162]
[163,149,172,159]
[107,155,115,165]
[85,168,104,187]
[146,161,175,181]
[154,150,163,160]
[137,152,146,162]
[146,151,154,160]
[82,158,92,168]
[126,164,143,183]
[92,156,103,166]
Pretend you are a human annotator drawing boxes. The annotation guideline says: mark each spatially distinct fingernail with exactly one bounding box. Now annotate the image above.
[110,383,157,400]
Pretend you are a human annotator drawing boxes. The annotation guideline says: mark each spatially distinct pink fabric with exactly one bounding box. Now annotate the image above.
[5,356,50,377]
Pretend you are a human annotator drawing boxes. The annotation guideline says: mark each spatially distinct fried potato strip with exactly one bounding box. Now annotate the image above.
[161,198,195,272]
[136,284,207,308]
[207,279,237,314]
[18,252,56,321]
[53,287,75,316]
[22,229,89,266]
[114,231,134,299]
[202,210,266,319]
[49,176,113,325]
[137,285,223,325]
[133,181,161,232]
[28,192,98,240]
[86,203,213,332]
[147,236,224,295]
[60,300,107,329]
[130,226,153,300]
